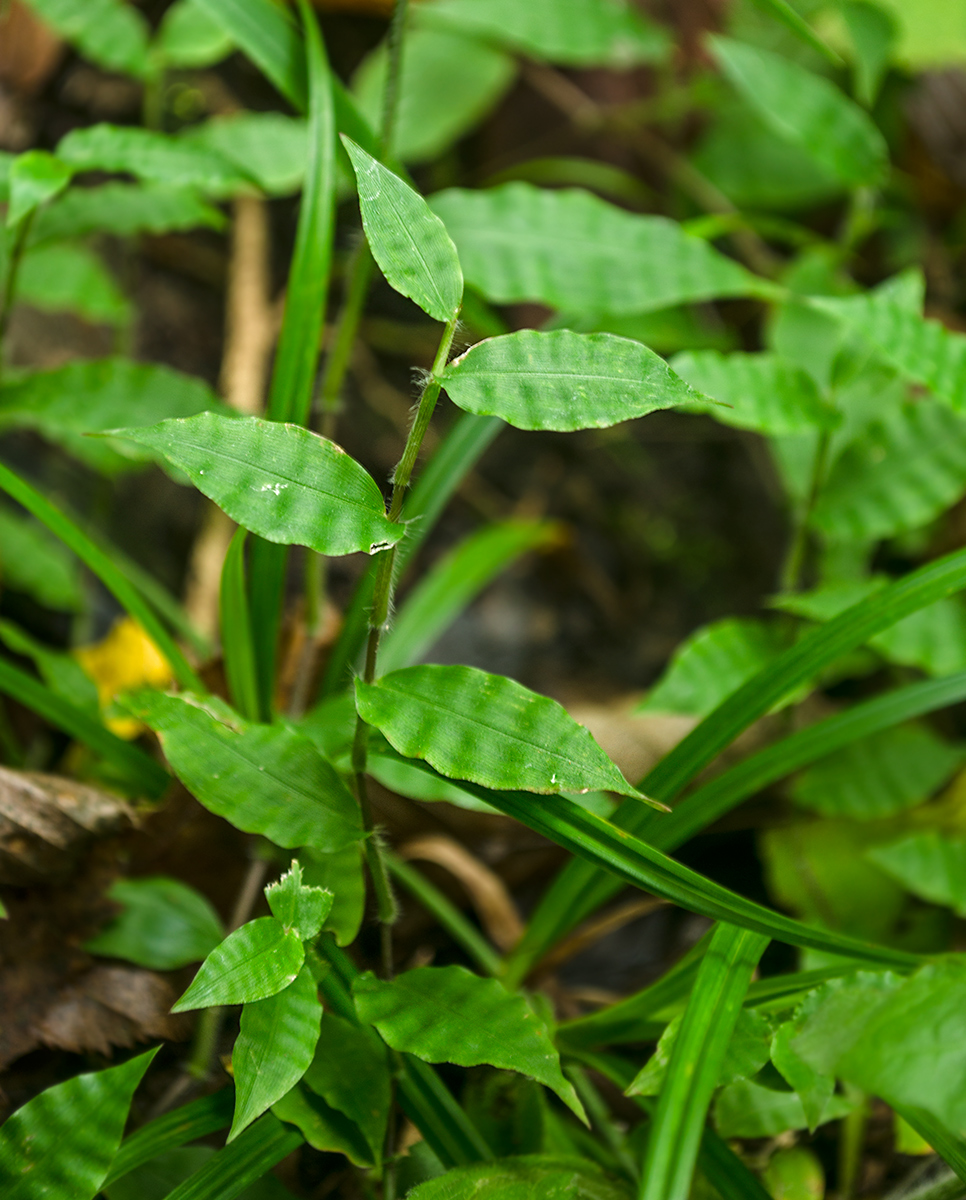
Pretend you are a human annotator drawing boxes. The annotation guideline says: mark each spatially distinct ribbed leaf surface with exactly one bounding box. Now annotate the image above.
[355,663,650,801]
[111,413,401,556]
[163,1114,303,1200]
[429,183,770,315]
[32,182,224,242]
[230,965,323,1139]
[867,832,966,916]
[56,124,247,192]
[20,0,150,78]
[0,1048,157,1200]
[353,965,586,1120]
[408,1157,632,1200]
[442,330,700,432]
[343,139,462,323]
[303,1014,391,1161]
[122,690,363,852]
[105,1091,234,1188]
[86,877,224,969]
[265,860,333,941]
[173,916,304,1011]
[271,1087,373,1167]
[710,37,887,187]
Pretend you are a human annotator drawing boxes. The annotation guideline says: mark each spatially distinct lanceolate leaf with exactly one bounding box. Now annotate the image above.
[230,965,323,1140]
[355,663,653,802]
[110,413,402,557]
[121,690,363,852]
[408,1158,633,1200]
[190,0,306,107]
[85,876,225,970]
[104,1092,234,1188]
[0,1048,158,1200]
[181,114,310,198]
[161,1115,303,1200]
[867,832,966,916]
[442,330,701,432]
[710,37,888,187]
[430,183,772,315]
[31,183,225,243]
[272,1086,373,1167]
[56,125,247,194]
[0,507,84,612]
[173,916,304,1011]
[21,0,151,78]
[6,151,72,228]
[343,139,463,323]
[17,243,129,326]
[156,0,235,69]
[353,965,586,1121]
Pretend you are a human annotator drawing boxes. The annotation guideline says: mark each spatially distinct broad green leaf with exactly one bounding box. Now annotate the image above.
[640,925,769,1200]
[671,351,837,435]
[637,618,784,719]
[173,916,304,1011]
[353,965,586,1120]
[421,0,669,66]
[0,1047,158,1200]
[343,139,462,323]
[0,359,222,474]
[121,691,363,852]
[265,860,333,941]
[230,965,323,1140]
[56,124,248,194]
[710,37,888,187]
[6,151,72,228]
[105,1092,234,1188]
[0,507,83,611]
[771,994,839,1132]
[627,1007,773,1096]
[788,724,964,818]
[867,832,966,916]
[302,1013,391,1161]
[17,242,129,325]
[442,330,700,432]
[111,413,401,556]
[158,1115,303,1200]
[811,402,966,542]
[85,877,224,969]
[352,25,514,164]
[32,183,225,244]
[182,114,310,197]
[843,1,899,106]
[746,0,844,64]
[271,1087,373,1167]
[0,619,98,711]
[407,1156,633,1200]
[20,0,150,77]
[430,183,771,315]
[380,520,560,674]
[299,844,365,947]
[156,0,234,68]
[355,663,650,801]
[713,1079,851,1139]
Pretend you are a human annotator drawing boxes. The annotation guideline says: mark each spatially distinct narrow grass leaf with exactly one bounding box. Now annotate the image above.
[219,528,260,722]
[303,1013,391,1162]
[354,965,586,1121]
[121,690,363,852]
[867,832,966,916]
[161,1114,304,1200]
[639,924,769,1200]
[104,1091,234,1187]
[110,414,401,556]
[430,183,771,315]
[0,1047,158,1200]
[173,916,303,1011]
[85,877,224,970]
[190,0,305,106]
[230,965,323,1140]
[408,1158,632,1200]
[710,37,887,187]
[0,507,83,611]
[343,139,463,323]
[891,1108,966,1184]
[355,663,653,802]
[265,860,333,940]
[442,329,700,432]
[6,150,72,227]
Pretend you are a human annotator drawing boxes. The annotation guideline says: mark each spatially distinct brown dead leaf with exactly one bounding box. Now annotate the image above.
[0,2,63,95]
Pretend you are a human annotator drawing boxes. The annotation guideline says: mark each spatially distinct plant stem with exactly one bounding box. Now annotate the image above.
[0,213,33,384]
[380,0,410,157]
[838,1086,868,1200]
[780,427,831,593]
[319,240,375,440]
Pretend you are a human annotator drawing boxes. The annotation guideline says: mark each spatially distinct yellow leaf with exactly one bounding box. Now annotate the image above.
[75,618,172,738]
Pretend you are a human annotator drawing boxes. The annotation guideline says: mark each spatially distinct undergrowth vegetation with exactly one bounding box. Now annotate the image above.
[1,0,966,1197]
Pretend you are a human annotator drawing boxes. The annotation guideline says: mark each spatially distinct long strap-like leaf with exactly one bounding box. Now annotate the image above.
[639,924,769,1200]
[163,1113,303,1200]
[104,1091,234,1187]
[894,1106,966,1185]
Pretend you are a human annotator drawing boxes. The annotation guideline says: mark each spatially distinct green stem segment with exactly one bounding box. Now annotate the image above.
[781,426,831,593]
[0,213,34,382]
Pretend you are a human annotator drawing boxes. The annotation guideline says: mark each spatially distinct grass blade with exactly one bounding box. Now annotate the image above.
[104,1091,234,1187]
[219,528,260,722]
[893,1107,966,1185]
[163,1113,303,1200]
[639,924,769,1200]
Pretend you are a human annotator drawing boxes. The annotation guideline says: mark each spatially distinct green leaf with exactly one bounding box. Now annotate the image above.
[156,0,235,68]
[0,619,98,712]
[407,1157,633,1200]
[343,139,463,323]
[219,528,260,722]
[442,329,700,432]
[0,507,84,611]
[299,844,365,947]
[420,0,669,66]
[352,25,514,164]
[181,115,310,197]
[638,618,784,719]
[105,1147,216,1200]
[771,995,838,1133]
[230,965,323,1140]
[104,1091,234,1188]
[6,150,72,227]
[160,1114,303,1200]
[110,413,402,556]
[671,351,837,435]
[271,1086,373,1167]
[354,965,586,1121]
[640,926,769,1200]
[355,664,651,802]
[17,242,129,325]
[788,724,964,819]
[0,1047,158,1200]
[302,1013,392,1162]
[86,876,225,969]
[713,1079,851,1139]
[430,183,771,316]
[173,916,304,1012]
[32,183,225,243]
[379,521,560,674]
[843,0,899,106]
[122,690,363,852]
[0,359,222,474]
[20,0,150,77]
[265,860,333,941]
[710,37,888,187]
[746,0,843,64]
[56,124,247,194]
[627,1006,772,1096]
[867,831,966,916]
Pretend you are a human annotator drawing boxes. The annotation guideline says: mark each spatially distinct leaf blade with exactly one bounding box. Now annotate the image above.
[173,916,304,1011]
